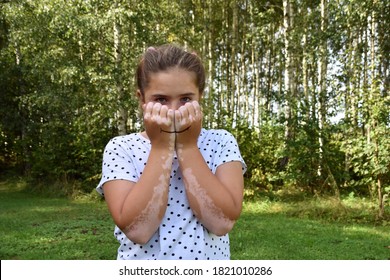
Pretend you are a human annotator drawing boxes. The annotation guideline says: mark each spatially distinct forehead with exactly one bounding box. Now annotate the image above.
[145,68,199,95]
[149,67,196,83]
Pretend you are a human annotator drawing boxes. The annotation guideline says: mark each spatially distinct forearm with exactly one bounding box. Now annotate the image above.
[177,145,242,235]
[116,146,174,244]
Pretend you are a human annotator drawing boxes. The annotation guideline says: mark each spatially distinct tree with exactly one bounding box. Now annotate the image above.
[0,0,388,206]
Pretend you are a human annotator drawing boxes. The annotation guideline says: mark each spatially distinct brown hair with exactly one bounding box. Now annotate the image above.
[136,44,206,98]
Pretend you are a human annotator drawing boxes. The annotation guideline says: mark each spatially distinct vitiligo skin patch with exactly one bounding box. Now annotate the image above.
[124,101,232,240]
[123,136,175,242]
[124,174,167,239]
[98,124,245,258]
[182,168,234,233]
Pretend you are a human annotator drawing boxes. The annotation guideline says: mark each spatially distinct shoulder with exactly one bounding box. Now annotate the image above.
[198,128,246,173]
[200,128,235,139]
[198,128,241,155]
[199,128,238,145]
[105,133,149,150]
[107,133,143,145]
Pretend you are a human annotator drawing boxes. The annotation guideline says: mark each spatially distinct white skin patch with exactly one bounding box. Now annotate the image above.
[176,143,184,157]
[162,142,175,169]
[182,168,234,231]
[124,173,169,239]
[152,114,172,127]
[124,143,174,241]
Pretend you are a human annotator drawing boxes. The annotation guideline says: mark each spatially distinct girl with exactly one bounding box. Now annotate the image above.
[97,44,246,260]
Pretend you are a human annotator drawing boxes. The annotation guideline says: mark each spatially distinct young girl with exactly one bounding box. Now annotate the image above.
[96,44,246,260]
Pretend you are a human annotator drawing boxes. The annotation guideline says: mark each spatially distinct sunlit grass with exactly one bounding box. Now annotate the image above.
[230,199,390,260]
[0,178,389,260]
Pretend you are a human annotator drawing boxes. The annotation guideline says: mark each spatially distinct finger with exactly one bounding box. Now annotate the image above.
[174,110,182,129]
[160,105,168,117]
[143,102,154,119]
[167,109,174,123]
[185,102,196,122]
[192,101,202,120]
[151,103,162,121]
[178,105,189,125]
[159,105,169,125]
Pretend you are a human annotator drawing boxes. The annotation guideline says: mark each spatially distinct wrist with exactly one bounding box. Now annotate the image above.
[149,144,175,168]
[176,143,199,162]
[175,132,200,149]
[151,142,175,154]
[150,134,176,151]
[150,138,175,154]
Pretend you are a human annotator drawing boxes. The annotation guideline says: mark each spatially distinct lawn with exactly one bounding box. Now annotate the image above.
[0,178,389,260]
[231,202,390,259]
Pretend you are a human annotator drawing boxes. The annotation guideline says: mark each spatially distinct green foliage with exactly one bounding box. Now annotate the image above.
[236,121,284,192]
[340,91,390,198]
[279,120,322,191]
[0,0,389,203]
[342,126,390,193]
[1,0,216,193]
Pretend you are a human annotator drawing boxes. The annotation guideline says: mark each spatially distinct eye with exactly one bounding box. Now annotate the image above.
[180,97,192,104]
[155,97,167,104]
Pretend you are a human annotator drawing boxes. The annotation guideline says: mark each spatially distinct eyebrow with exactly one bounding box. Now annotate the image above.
[179,92,196,97]
[151,93,196,97]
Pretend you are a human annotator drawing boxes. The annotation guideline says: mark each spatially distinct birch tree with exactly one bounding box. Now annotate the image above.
[113,1,127,135]
[317,0,327,177]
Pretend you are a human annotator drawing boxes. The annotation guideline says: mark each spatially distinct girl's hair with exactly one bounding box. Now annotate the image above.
[136,44,206,97]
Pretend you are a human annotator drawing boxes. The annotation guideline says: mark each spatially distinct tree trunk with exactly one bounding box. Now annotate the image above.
[302,7,309,122]
[317,0,328,177]
[230,0,238,125]
[113,2,127,136]
[207,1,214,128]
[14,40,30,174]
[370,0,385,219]
[283,0,292,142]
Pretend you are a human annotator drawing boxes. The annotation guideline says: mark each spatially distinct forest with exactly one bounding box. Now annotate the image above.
[0,0,389,218]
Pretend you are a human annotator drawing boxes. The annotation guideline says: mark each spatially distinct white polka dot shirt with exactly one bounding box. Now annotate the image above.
[96,128,246,260]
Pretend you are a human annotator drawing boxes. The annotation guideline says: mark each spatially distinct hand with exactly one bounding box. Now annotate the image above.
[143,102,175,149]
[174,101,202,148]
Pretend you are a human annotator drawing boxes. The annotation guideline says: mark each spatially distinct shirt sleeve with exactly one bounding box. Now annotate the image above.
[212,130,247,174]
[96,136,139,196]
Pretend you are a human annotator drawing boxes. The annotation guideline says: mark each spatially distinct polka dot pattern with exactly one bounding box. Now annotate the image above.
[97,128,246,260]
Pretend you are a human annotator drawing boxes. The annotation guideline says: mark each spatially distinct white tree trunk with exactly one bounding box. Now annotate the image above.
[317,0,328,176]
[113,2,127,136]
[283,0,293,141]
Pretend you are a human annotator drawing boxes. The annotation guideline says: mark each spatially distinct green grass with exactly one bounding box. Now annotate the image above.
[0,178,389,260]
[0,178,118,260]
[230,201,390,259]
